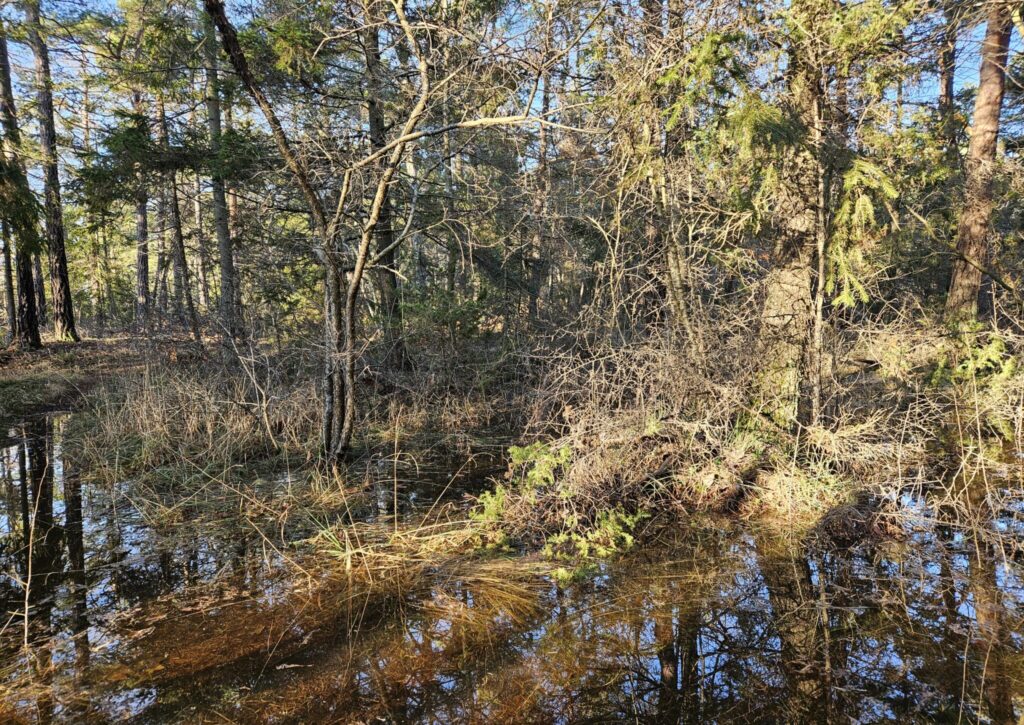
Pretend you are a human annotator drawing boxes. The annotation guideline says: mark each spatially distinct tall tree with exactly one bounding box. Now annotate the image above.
[937,1,960,167]
[132,92,151,329]
[944,1,1013,324]
[156,95,201,342]
[204,0,457,458]
[364,3,408,368]
[24,0,79,341]
[201,10,237,342]
[0,22,41,349]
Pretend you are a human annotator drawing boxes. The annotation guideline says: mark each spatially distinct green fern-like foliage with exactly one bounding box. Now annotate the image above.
[828,158,899,307]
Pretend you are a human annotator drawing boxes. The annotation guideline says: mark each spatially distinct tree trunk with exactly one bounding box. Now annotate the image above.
[322,264,343,455]
[132,92,150,329]
[528,73,551,322]
[16,252,41,349]
[365,18,408,369]
[439,8,463,329]
[202,11,238,342]
[944,1,1011,325]
[757,46,822,427]
[193,171,211,309]
[206,0,427,460]
[2,224,15,342]
[205,0,342,457]
[224,99,244,319]
[938,2,959,167]
[166,177,201,342]
[82,81,106,336]
[25,0,79,342]
[154,186,169,319]
[157,97,202,343]
[0,29,40,348]
[33,255,46,326]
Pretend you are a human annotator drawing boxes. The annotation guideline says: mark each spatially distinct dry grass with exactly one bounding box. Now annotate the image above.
[65,357,319,483]
[484,312,1024,551]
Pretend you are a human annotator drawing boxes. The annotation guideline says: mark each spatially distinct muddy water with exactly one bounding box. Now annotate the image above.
[1,415,1022,723]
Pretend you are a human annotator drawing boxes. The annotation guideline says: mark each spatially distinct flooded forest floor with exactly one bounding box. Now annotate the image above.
[1,340,1023,723]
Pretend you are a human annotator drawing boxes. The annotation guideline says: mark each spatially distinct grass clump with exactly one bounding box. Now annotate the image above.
[65,359,318,485]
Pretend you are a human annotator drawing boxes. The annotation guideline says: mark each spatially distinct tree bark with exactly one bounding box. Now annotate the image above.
[154,186,169,318]
[2,223,15,342]
[157,97,202,343]
[16,251,40,348]
[193,171,211,309]
[944,1,1012,325]
[938,2,959,167]
[364,15,408,368]
[24,0,78,342]
[202,11,237,342]
[757,46,821,427]
[33,254,46,326]
[132,92,150,329]
[528,72,550,322]
[0,27,40,348]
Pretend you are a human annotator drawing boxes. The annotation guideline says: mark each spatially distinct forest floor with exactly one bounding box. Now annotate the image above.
[0,337,153,426]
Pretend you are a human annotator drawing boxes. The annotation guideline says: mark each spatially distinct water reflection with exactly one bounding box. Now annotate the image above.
[0,416,1021,723]
[80,527,1017,724]
[171,532,1020,724]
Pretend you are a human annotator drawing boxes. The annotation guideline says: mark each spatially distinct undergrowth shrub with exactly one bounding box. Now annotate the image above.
[476,319,1024,556]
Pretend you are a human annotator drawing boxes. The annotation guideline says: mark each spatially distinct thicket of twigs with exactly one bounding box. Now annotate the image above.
[490,301,1024,551]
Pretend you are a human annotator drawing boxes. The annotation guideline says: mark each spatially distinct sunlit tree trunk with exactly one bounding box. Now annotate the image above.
[205,0,344,456]
[0,27,40,348]
[207,0,429,459]
[757,50,821,427]
[154,186,170,319]
[25,0,78,342]
[193,172,211,310]
[224,99,244,319]
[81,80,107,335]
[637,0,668,334]
[938,2,959,167]
[439,0,463,324]
[2,224,15,341]
[166,177,201,342]
[944,1,1011,324]
[528,72,550,322]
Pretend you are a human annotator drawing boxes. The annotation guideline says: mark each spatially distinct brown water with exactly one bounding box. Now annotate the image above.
[1,414,1022,723]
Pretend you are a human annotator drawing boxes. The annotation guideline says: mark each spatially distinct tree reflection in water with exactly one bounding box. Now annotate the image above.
[0,416,1021,723]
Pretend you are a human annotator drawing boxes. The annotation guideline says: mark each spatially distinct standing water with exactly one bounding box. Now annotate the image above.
[1,414,1022,722]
